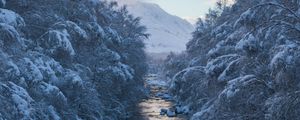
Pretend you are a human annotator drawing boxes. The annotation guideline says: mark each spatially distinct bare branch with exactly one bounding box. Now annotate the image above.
[251,2,300,21]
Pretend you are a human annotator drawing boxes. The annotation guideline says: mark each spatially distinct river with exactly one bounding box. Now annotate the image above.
[128,74,187,120]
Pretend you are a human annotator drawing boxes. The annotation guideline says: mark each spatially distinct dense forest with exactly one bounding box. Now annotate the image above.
[164,0,300,120]
[0,0,148,119]
[1,0,300,120]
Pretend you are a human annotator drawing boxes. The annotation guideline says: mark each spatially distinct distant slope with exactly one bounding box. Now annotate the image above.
[116,0,194,53]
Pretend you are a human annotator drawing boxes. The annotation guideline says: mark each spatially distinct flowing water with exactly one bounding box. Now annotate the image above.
[129,74,187,120]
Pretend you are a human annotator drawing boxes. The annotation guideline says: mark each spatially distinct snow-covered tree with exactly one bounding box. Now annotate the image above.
[0,0,148,119]
[164,0,300,119]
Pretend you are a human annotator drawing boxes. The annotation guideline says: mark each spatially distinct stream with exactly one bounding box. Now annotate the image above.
[129,74,187,120]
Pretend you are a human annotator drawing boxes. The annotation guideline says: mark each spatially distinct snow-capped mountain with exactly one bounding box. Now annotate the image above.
[116,0,194,53]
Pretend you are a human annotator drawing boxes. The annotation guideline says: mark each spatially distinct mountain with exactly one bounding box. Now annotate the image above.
[116,0,194,53]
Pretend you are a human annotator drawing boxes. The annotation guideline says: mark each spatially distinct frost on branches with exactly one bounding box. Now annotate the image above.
[0,0,148,119]
[164,0,300,120]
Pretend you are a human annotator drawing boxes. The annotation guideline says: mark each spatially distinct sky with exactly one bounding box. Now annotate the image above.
[143,0,218,24]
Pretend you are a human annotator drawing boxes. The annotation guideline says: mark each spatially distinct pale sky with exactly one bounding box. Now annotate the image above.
[143,0,219,24]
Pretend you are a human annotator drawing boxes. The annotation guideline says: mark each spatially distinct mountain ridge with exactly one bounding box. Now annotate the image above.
[115,0,194,53]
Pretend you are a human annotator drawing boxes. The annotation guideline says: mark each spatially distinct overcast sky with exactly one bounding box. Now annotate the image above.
[143,0,219,24]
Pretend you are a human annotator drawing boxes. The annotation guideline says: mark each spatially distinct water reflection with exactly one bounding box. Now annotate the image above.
[130,75,186,120]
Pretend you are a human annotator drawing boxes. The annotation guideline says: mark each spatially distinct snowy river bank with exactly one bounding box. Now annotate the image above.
[128,74,188,120]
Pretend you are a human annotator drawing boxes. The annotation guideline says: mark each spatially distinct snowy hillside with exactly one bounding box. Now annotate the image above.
[116,0,194,53]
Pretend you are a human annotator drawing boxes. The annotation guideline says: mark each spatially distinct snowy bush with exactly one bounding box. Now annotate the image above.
[217,58,242,82]
[205,54,240,79]
[85,22,106,41]
[0,23,24,54]
[0,82,33,120]
[264,92,300,120]
[52,21,88,41]
[17,58,43,83]
[9,82,33,119]
[170,66,218,113]
[0,8,24,27]
[207,44,235,59]
[0,50,20,80]
[234,9,257,28]
[235,33,260,55]
[270,44,300,90]
[41,29,75,57]
[191,75,272,120]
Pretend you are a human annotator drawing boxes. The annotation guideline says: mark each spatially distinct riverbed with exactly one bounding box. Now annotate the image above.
[129,74,187,120]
